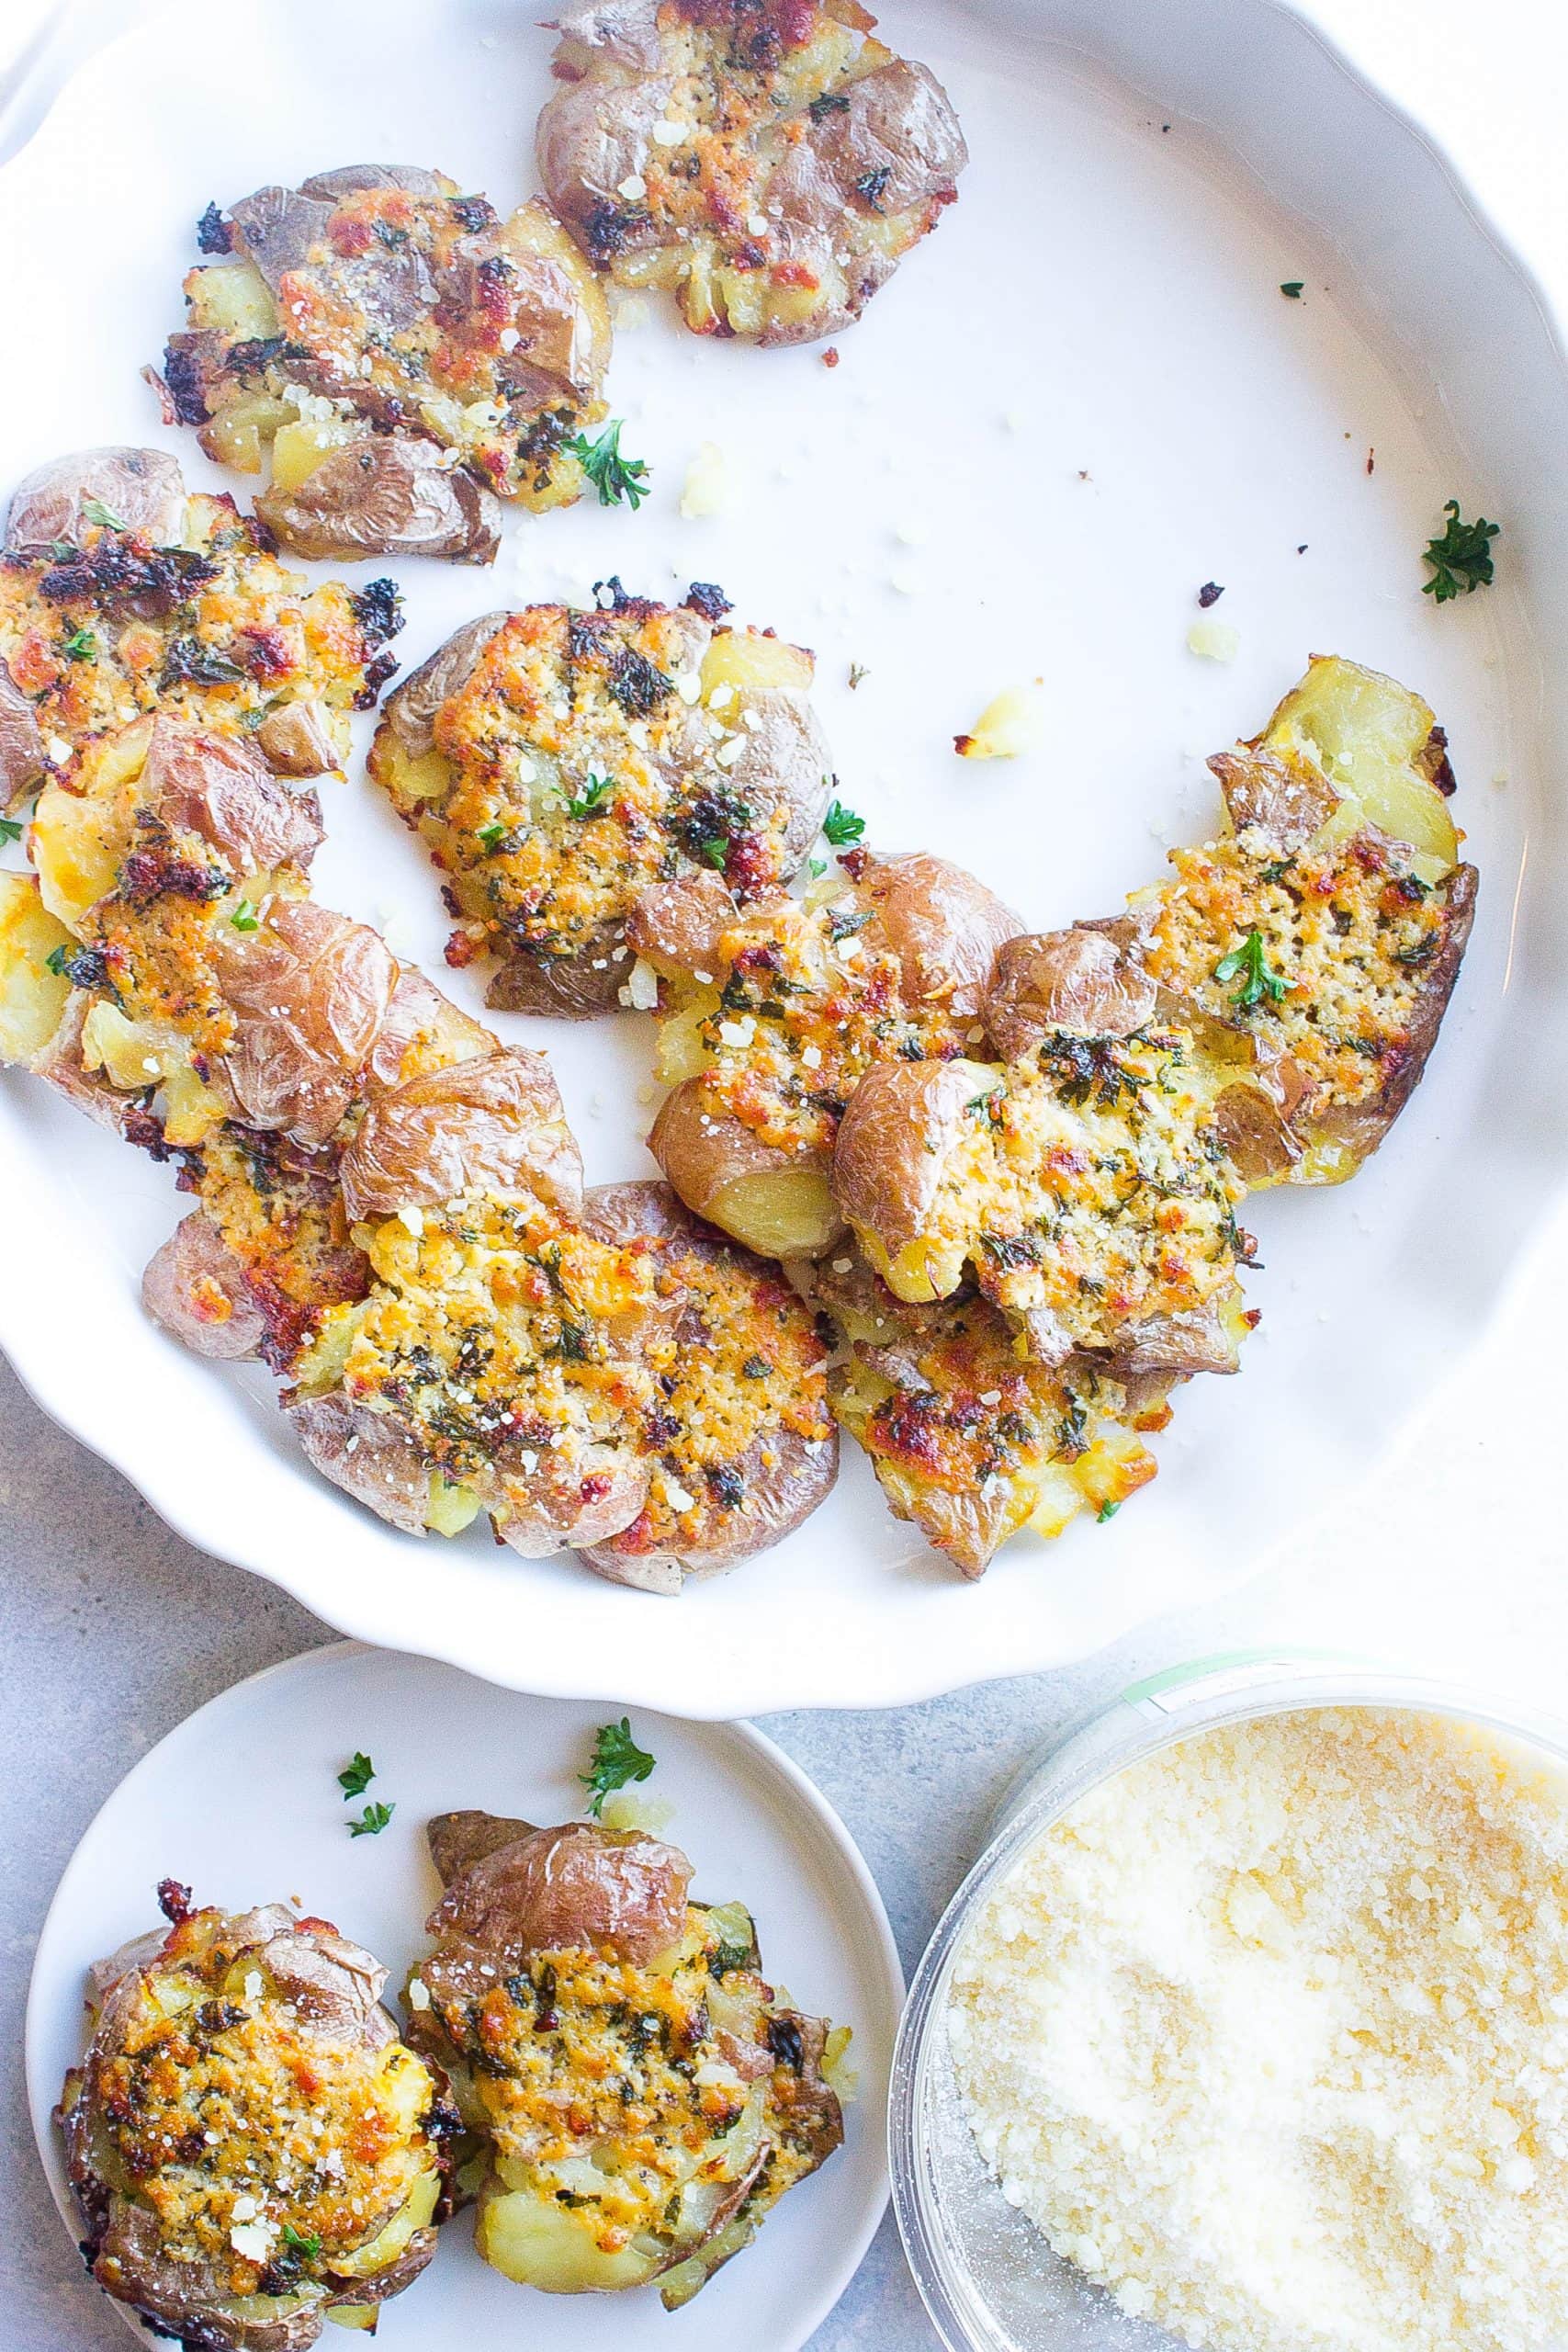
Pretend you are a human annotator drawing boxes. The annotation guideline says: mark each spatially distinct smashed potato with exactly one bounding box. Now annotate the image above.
[635,846,1021,1255]
[810,1251,1169,1577]
[538,0,966,345]
[368,580,832,1013]
[831,1001,1255,1376]
[580,1180,837,1589]
[160,166,612,554]
[406,1814,843,2306]
[0,450,400,808]
[1101,656,1478,1185]
[60,1896,454,2352]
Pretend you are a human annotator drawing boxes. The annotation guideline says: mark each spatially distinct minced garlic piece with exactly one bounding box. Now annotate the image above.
[949,1708,1568,2352]
[1187,616,1240,662]
[680,440,730,519]
[954,687,1044,760]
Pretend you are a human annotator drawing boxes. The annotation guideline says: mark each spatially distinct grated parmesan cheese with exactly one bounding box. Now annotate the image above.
[948,1708,1568,2352]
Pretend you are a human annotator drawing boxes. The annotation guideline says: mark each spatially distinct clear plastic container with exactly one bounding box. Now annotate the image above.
[889,1653,1568,2352]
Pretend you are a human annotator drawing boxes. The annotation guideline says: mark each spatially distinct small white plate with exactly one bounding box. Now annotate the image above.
[24,1642,903,2352]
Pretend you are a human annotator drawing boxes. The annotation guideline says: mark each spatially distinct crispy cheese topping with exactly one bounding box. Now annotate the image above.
[932,1028,1247,1358]
[305,1191,658,1491]
[662,884,974,1159]
[0,500,389,792]
[1133,827,1465,1119]
[79,1910,438,2293]
[372,599,813,983]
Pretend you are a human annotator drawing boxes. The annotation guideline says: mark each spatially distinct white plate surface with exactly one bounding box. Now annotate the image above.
[1,0,1566,1713]
[25,1641,902,2352]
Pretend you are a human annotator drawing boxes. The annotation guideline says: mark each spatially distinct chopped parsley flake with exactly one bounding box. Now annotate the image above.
[1213,928,1289,1012]
[348,1800,394,1838]
[229,899,260,933]
[281,2223,322,2262]
[565,419,650,510]
[337,1751,377,1799]
[566,772,614,819]
[81,496,127,532]
[821,799,864,847]
[1422,500,1499,602]
[62,626,97,662]
[0,815,22,845]
[478,820,509,852]
[581,1717,656,1817]
[1280,280,1304,299]
[1097,1499,1122,1523]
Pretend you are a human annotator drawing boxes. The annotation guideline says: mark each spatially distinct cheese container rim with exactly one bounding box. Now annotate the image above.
[888,1654,1568,2352]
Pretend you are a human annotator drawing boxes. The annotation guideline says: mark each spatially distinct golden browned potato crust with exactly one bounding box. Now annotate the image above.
[160,168,611,543]
[1103,655,1478,1186]
[538,0,966,345]
[368,581,832,1012]
[0,455,399,809]
[633,846,1020,1251]
[60,1900,454,2352]
[829,1000,1256,1376]
[809,1253,1170,1577]
[579,1179,837,1588]
[406,1815,843,2306]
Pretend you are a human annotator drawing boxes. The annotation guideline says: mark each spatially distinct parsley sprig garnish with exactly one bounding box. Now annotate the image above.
[566,772,613,819]
[581,1717,656,1817]
[348,1800,394,1838]
[566,420,650,510]
[821,799,864,847]
[1213,929,1289,1012]
[1422,500,1499,602]
[337,1751,377,1798]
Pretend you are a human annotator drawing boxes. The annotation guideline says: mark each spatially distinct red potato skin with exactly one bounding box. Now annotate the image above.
[288,1391,434,1535]
[6,447,186,552]
[984,927,1157,1062]
[830,1055,988,1261]
[0,657,47,806]
[141,717,325,876]
[142,1211,268,1360]
[255,437,502,567]
[425,1821,693,1976]
[214,902,399,1146]
[858,851,1022,1023]
[340,1046,585,1222]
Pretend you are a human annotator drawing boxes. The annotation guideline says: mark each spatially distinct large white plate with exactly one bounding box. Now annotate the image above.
[25,1641,903,2352]
[0,0,1564,1714]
